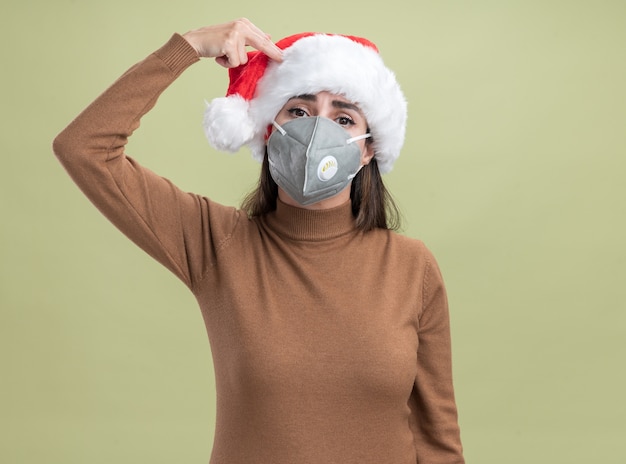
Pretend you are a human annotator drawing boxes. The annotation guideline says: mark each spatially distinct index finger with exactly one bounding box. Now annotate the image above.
[245,24,283,62]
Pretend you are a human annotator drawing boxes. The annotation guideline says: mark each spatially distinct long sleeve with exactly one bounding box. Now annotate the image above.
[53,34,242,289]
[409,248,465,463]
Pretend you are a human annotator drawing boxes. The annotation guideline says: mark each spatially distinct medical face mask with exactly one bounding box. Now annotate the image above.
[267,116,371,206]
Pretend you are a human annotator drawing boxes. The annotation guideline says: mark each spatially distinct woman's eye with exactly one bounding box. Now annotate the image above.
[336,116,355,126]
[288,108,308,118]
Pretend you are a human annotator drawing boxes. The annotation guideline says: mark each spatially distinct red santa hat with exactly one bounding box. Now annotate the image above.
[203,32,407,173]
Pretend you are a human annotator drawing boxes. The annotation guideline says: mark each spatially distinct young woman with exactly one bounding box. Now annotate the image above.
[54,18,464,464]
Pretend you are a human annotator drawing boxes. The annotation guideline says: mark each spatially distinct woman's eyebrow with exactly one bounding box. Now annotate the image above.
[287,94,362,114]
[289,94,317,102]
[332,100,362,113]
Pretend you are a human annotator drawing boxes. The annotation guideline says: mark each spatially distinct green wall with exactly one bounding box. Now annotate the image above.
[2,1,625,462]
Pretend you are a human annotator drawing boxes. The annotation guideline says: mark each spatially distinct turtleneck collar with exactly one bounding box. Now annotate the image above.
[262,199,358,241]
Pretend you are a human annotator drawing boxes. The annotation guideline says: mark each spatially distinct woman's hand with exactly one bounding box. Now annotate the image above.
[183,18,283,68]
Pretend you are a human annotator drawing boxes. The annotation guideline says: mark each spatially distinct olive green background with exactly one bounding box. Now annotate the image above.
[1,0,624,462]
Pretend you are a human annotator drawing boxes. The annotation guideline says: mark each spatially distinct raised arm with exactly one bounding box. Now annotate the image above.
[52,19,281,289]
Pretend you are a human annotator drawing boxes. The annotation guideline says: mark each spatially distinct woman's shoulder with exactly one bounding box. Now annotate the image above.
[367,227,438,265]
[375,227,429,250]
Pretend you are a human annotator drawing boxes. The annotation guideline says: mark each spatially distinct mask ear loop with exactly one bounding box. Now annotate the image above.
[346,133,371,144]
[345,133,373,180]
[347,164,364,180]
[272,120,287,136]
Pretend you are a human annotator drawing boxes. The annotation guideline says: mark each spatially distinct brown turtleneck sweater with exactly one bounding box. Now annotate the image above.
[53,33,464,463]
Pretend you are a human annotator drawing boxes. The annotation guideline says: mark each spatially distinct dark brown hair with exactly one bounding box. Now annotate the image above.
[241,148,401,232]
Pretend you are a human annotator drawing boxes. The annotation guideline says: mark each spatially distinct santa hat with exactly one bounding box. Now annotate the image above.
[203,32,407,174]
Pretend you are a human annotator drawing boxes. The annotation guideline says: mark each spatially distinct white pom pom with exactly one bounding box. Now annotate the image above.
[203,95,255,153]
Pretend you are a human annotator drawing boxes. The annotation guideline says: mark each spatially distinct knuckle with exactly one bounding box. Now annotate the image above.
[232,18,248,30]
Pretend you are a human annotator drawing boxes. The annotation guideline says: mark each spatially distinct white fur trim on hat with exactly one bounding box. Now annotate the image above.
[203,34,407,173]
[203,95,255,152]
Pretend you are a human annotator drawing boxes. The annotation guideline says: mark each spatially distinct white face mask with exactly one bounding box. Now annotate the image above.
[267,116,371,206]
